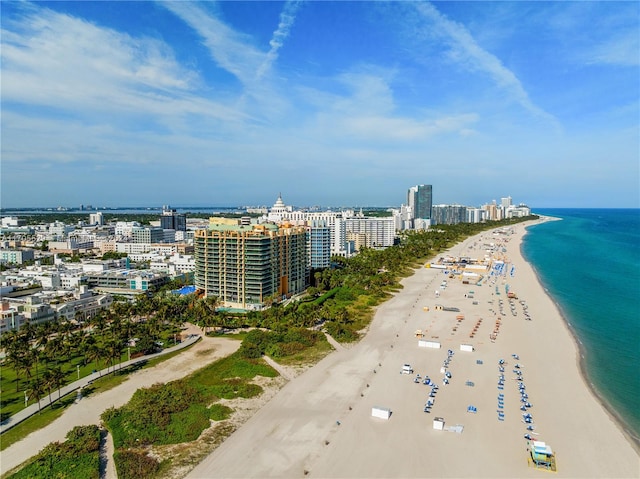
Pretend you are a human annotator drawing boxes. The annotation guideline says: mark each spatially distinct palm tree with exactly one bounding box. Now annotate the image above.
[34,322,51,351]
[68,331,84,359]
[44,336,65,365]
[20,321,36,343]
[42,368,56,405]
[27,377,45,413]
[5,329,29,392]
[18,348,37,385]
[80,333,96,365]
[86,344,103,376]
[51,366,65,400]
[89,312,106,335]
[104,340,122,373]
[112,300,131,318]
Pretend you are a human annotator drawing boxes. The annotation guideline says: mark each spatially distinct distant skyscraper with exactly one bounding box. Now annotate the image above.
[408,185,433,220]
[160,206,186,231]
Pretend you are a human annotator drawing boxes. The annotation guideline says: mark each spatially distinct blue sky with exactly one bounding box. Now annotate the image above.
[1,1,638,208]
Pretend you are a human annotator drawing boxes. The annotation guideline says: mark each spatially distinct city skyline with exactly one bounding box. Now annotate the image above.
[2,2,638,208]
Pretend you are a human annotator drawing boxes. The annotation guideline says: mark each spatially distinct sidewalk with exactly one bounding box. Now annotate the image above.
[0,334,201,434]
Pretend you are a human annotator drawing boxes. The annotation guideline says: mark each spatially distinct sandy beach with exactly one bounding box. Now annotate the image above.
[187,218,639,478]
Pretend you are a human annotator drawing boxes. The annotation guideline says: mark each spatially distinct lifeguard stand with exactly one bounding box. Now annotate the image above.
[527,440,557,472]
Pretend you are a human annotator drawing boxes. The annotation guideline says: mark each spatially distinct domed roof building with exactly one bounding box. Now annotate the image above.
[267,193,292,222]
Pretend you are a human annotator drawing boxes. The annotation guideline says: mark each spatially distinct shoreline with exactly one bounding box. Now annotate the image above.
[521,219,640,451]
[187,219,639,478]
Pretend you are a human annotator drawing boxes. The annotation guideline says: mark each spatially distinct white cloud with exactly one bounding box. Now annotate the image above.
[1,5,253,140]
[162,1,299,121]
[161,1,265,87]
[297,69,479,143]
[256,1,303,79]
[588,30,640,67]
[412,2,561,131]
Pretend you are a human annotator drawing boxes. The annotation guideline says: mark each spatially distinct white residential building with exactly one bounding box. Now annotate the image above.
[89,212,104,225]
[114,221,141,238]
[54,286,112,322]
[0,301,26,336]
[344,217,396,249]
[264,194,352,256]
[150,253,195,276]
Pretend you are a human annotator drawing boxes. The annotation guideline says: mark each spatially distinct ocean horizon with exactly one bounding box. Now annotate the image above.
[523,208,640,443]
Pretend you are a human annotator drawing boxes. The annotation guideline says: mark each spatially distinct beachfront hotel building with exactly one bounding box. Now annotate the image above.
[265,194,351,257]
[308,220,332,269]
[432,204,469,225]
[344,216,396,249]
[194,222,308,309]
[407,184,433,228]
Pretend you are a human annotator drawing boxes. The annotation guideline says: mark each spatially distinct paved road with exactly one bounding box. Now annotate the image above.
[0,333,201,434]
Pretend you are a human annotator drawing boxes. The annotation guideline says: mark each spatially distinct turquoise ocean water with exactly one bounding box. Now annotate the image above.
[522,208,640,442]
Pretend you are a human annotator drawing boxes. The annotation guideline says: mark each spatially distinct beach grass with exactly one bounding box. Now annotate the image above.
[3,425,100,479]
[101,351,278,477]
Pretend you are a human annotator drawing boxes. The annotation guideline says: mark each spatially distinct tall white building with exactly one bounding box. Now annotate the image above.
[308,220,331,269]
[265,195,351,256]
[89,212,104,226]
[501,196,513,208]
[345,217,396,249]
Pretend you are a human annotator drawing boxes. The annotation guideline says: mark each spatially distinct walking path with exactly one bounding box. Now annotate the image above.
[0,326,241,475]
[0,333,201,434]
[323,332,345,351]
[262,356,296,381]
[98,427,117,479]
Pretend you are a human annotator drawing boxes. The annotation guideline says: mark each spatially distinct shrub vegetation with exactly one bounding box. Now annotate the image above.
[8,425,100,479]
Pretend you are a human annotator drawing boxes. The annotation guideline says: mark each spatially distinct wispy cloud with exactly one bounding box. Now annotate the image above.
[0,4,248,133]
[588,30,640,67]
[412,2,561,130]
[299,69,479,143]
[256,1,303,79]
[161,1,264,87]
[161,1,296,120]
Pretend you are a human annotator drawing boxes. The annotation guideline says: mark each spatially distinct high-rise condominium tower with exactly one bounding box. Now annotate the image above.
[407,184,433,220]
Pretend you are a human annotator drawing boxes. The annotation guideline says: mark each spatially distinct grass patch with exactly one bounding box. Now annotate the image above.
[208,404,233,421]
[113,449,162,479]
[206,330,247,341]
[275,339,334,366]
[102,352,277,450]
[6,425,100,479]
[190,353,278,385]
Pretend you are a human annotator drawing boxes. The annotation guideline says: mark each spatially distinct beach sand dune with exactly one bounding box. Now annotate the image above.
[187,220,639,478]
